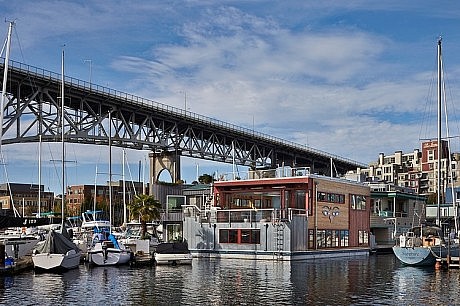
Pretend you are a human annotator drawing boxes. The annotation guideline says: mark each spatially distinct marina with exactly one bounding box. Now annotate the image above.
[1,254,460,305]
[1,4,460,305]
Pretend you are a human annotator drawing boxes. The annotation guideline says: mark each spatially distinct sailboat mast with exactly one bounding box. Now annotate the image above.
[436,37,442,227]
[122,148,126,226]
[38,134,42,217]
[0,22,18,217]
[61,48,65,227]
[108,110,112,234]
[0,21,13,149]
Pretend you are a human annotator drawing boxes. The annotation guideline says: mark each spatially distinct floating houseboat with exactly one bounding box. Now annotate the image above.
[183,167,371,260]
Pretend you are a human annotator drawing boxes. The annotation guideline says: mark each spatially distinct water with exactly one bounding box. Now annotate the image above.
[0,254,459,305]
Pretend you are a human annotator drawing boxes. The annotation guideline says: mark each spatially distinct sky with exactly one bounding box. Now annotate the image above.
[1,1,460,194]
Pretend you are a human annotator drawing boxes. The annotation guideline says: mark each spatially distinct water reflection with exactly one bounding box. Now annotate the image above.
[1,255,460,305]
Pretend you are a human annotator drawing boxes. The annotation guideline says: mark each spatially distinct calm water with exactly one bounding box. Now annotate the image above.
[0,254,459,305]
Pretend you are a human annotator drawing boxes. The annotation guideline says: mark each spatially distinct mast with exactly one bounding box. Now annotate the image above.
[123,148,126,226]
[0,21,13,149]
[0,21,19,217]
[436,37,442,227]
[38,134,41,217]
[108,110,112,234]
[61,48,65,228]
[93,164,97,212]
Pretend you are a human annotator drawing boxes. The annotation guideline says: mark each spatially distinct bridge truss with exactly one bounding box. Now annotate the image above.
[0,59,366,177]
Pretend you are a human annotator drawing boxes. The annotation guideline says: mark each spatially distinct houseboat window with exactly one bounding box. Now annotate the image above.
[219,229,261,244]
[219,230,229,243]
[351,195,366,210]
[358,230,368,245]
[294,191,306,209]
[229,229,238,243]
[318,192,345,204]
[284,190,289,209]
[252,230,260,244]
[218,229,238,243]
[317,230,326,248]
[309,229,349,248]
[340,230,349,246]
[241,229,251,243]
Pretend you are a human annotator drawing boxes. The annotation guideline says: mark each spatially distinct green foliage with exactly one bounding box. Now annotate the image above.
[198,173,213,184]
[426,193,437,204]
[127,194,162,238]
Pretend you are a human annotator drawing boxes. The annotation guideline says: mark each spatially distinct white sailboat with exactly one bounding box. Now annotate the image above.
[87,110,131,266]
[32,49,81,271]
[392,38,459,266]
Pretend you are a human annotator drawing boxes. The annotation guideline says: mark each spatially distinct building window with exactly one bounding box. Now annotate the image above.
[219,229,260,244]
[358,230,368,246]
[351,195,366,210]
[318,192,345,204]
[310,229,349,248]
[340,230,349,246]
[294,191,306,209]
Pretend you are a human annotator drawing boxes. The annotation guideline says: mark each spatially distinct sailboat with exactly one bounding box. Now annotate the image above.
[87,111,131,266]
[392,38,459,266]
[32,49,81,271]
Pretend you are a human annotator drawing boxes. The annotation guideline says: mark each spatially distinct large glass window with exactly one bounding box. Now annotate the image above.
[358,230,368,246]
[351,195,366,210]
[309,229,349,248]
[294,191,306,209]
[341,230,349,246]
[318,192,345,204]
[219,229,260,244]
[229,229,238,243]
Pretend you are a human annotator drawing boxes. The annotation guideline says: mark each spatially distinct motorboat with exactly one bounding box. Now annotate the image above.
[154,242,192,265]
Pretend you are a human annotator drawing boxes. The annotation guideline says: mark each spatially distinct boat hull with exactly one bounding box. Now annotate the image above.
[154,242,193,265]
[87,241,131,266]
[32,249,81,271]
[392,246,436,266]
[154,252,193,265]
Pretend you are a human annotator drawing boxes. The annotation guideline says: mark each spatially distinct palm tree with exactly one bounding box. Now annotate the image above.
[128,194,162,239]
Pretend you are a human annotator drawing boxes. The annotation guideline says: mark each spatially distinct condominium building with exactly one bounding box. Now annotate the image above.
[358,140,458,197]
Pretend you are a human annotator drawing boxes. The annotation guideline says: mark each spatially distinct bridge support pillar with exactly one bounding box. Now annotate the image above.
[148,151,181,189]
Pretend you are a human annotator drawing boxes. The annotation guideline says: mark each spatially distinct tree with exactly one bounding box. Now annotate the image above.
[427,193,437,204]
[127,194,162,239]
[198,173,214,184]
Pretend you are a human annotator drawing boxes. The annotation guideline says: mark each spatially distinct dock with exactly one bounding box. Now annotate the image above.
[436,256,460,269]
[0,255,33,275]
[130,252,155,266]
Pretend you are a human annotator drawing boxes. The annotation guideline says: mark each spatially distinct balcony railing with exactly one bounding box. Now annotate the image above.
[216,166,312,181]
[373,211,408,218]
[182,205,307,224]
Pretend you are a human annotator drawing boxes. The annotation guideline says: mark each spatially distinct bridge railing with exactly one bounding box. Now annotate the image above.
[1,58,366,168]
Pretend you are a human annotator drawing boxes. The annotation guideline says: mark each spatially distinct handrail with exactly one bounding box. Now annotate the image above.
[0,58,367,168]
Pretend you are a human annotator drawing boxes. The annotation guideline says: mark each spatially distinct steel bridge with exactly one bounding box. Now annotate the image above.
[0,59,366,182]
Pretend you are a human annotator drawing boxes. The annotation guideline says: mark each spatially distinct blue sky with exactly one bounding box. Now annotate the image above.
[1,1,460,194]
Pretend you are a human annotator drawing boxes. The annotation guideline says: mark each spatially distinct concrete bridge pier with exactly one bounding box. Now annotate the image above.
[149,151,181,188]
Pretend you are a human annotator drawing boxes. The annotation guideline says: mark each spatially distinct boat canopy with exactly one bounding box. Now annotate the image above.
[34,228,80,255]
